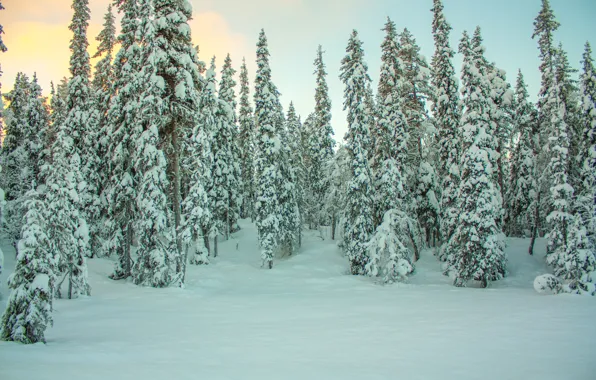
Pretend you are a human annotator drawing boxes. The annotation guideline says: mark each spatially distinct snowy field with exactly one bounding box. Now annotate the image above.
[1,220,595,380]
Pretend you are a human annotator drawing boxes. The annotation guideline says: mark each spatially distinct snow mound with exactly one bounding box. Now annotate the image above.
[533,274,561,294]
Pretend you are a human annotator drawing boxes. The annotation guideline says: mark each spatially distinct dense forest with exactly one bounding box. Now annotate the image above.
[0,0,594,345]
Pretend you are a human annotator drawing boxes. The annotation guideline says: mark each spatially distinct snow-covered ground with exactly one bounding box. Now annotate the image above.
[1,220,595,380]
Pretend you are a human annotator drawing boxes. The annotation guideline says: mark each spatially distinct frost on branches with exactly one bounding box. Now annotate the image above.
[1,190,58,344]
[444,30,506,288]
[340,30,375,275]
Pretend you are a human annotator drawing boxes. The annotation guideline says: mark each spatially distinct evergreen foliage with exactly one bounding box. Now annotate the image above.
[238,58,256,220]
[339,30,375,275]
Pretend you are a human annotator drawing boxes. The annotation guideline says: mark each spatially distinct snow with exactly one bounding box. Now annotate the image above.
[1,223,595,379]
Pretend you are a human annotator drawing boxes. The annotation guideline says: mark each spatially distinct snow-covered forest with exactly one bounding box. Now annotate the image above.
[0,0,595,378]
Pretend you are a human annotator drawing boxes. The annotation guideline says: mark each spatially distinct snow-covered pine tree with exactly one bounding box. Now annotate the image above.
[553,44,582,197]
[301,113,317,229]
[205,57,229,256]
[398,27,438,247]
[367,19,415,278]
[544,76,574,272]
[324,145,350,241]
[151,0,203,270]
[579,42,596,248]
[531,0,561,246]
[61,0,101,260]
[45,128,91,299]
[340,30,375,275]
[254,29,283,269]
[507,71,538,239]
[238,58,256,221]
[286,102,305,247]
[26,75,48,182]
[277,103,300,256]
[445,30,506,287]
[181,63,214,268]
[131,0,178,287]
[309,45,335,229]
[431,0,461,256]
[0,73,32,243]
[0,189,58,344]
[219,54,242,235]
[91,4,116,251]
[104,0,142,279]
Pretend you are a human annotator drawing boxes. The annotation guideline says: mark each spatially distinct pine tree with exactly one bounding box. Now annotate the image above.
[91,5,117,246]
[340,30,375,275]
[61,0,99,260]
[104,0,142,279]
[286,103,305,247]
[278,104,300,256]
[398,27,437,247]
[131,0,178,287]
[206,57,232,256]
[431,0,461,254]
[507,71,538,238]
[238,58,256,221]
[554,44,582,197]
[0,73,32,242]
[309,45,335,229]
[0,189,58,344]
[579,42,596,248]
[531,0,561,246]
[445,30,506,287]
[217,54,242,238]
[324,145,350,241]
[181,64,213,268]
[152,0,203,272]
[254,29,283,269]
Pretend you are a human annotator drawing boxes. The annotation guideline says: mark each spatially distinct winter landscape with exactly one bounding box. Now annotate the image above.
[0,0,595,379]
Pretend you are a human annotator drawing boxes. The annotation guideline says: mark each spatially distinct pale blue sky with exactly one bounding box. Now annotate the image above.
[2,0,595,142]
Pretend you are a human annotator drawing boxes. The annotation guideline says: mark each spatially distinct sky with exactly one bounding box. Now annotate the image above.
[0,0,595,142]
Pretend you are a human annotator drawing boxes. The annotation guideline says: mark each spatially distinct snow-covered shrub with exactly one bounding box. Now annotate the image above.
[366,209,414,283]
[533,274,562,295]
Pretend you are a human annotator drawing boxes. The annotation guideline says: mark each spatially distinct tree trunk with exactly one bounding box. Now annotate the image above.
[331,213,336,240]
[171,129,183,273]
[528,193,540,255]
[203,229,211,256]
[214,235,218,258]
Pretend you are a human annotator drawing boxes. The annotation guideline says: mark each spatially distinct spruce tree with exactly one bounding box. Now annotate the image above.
[309,45,335,229]
[238,58,256,221]
[254,29,283,269]
[152,0,203,270]
[0,73,32,243]
[104,0,142,279]
[181,64,214,268]
[398,27,438,247]
[0,189,58,344]
[216,54,241,239]
[131,0,178,287]
[61,0,99,259]
[286,103,305,247]
[507,71,538,238]
[91,5,117,244]
[278,104,300,256]
[339,30,375,275]
[531,0,561,245]
[324,145,350,241]
[445,30,506,287]
[431,0,461,254]
[579,42,596,247]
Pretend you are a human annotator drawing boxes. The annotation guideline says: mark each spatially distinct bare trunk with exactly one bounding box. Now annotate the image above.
[214,235,218,258]
[203,229,211,256]
[528,193,540,255]
[331,213,336,240]
[171,129,183,273]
